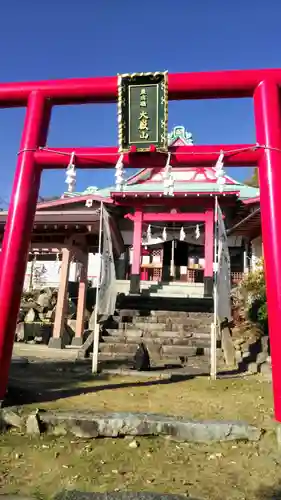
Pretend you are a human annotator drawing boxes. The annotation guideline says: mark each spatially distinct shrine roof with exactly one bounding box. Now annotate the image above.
[228,207,261,239]
[109,182,259,199]
[61,127,260,203]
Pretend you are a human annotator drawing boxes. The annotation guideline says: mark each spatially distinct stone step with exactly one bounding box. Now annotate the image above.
[117,310,213,319]
[106,328,143,337]
[99,342,198,357]
[102,335,215,348]
[100,341,223,358]
[149,292,203,299]
[116,297,214,314]
[131,314,213,324]
[113,323,212,334]
[105,328,211,339]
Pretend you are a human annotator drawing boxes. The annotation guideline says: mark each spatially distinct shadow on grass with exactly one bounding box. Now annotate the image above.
[6,358,199,407]
[256,485,281,499]
[6,351,245,408]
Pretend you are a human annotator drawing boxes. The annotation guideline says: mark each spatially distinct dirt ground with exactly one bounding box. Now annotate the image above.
[1,344,279,500]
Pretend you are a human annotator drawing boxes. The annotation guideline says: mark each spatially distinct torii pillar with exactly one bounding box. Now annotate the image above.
[254,80,281,423]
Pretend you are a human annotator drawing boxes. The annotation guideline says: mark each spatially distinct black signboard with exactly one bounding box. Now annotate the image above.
[118,72,168,153]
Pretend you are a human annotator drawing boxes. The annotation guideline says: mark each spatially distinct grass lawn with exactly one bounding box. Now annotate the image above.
[2,362,280,500]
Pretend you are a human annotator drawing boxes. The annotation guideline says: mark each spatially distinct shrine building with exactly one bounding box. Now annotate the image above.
[0,126,260,298]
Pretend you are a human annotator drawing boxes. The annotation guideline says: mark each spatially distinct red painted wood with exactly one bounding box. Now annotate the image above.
[1,69,281,107]
[204,208,214,277]
[0,68,278,422]
[0,92,50,401]
[121,198,234,209]
[254,80,281,422]
[34,144,259,168]
[140,213,207,222]
[131,209,143,276]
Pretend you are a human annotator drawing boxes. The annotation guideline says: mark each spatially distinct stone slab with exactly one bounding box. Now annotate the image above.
[55,493,195,500]
[48,337,65,349]
[11,356,29,366]
[0,496,197,500]
[38,410,261,442]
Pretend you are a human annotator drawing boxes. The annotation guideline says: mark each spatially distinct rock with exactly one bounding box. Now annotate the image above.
[67,319,77,335]
[38,410,261,442]
[88,309,96,331]
[15,322,25,341]
[25,308,36,323]
[261,335,269,353]
[0,409,24,429]
[128,439,140,449]
[247,362,258,374]
[235,350,242,363]
[221,329,236,367]
[67,299,77,319]
[133,343,150,371]
[256,351,268,365]
[36,291,52,309]
[233,338,245,348]
[260,362,272,378]
[26,411,41,435]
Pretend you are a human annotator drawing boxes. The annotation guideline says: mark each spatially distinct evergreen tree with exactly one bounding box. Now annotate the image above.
[245,167,259,187]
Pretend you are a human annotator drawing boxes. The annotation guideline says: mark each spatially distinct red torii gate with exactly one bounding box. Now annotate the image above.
[0,70,280,420]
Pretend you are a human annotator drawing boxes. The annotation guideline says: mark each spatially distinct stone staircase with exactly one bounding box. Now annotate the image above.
[116,280,204,298]
[99,307,223,370]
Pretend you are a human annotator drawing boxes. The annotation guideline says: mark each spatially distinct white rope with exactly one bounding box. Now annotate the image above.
[17,143,281,161]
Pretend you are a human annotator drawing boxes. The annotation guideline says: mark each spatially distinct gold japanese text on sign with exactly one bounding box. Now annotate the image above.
[139,89,149,140]
[118,72,168,153]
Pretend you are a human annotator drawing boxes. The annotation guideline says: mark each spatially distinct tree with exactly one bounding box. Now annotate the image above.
[245,168,259,187]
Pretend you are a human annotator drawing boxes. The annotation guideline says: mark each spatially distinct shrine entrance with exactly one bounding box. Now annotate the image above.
[0,69,281,424]
[162,240,188,282]
[162,240,204,283]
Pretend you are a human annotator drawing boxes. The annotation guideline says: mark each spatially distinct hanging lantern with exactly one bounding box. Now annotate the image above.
[65,152,76,193]
[162,227,167,241]
[180,226,185,241]
[115,154,125,191]
[195,224,200,240]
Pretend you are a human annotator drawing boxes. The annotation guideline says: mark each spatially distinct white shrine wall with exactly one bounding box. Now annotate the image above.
[251,235,263,271]
[23,253,102,291]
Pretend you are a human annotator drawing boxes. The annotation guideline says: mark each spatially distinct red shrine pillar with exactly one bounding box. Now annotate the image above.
[0,92,51,402]
[204,208,214,297]
[254,80,281,423]
[130,209,143,294]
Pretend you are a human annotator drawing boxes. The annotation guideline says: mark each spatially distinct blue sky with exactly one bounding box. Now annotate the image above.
[0,0,280,204]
